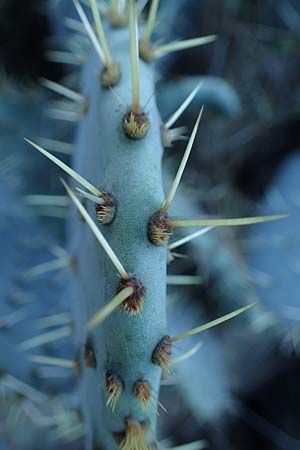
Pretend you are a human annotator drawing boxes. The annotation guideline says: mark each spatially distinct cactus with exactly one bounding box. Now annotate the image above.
[13,1,289,450]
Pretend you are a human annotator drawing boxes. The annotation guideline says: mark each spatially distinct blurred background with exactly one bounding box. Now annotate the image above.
[0,0,299,449]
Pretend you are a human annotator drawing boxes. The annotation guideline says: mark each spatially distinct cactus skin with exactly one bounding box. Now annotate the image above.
[69,25,167,450]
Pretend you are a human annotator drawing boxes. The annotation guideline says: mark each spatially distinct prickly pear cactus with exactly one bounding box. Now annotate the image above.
[19,1,287,450]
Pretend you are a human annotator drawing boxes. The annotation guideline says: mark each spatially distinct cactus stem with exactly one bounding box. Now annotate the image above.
[161,107,203,213]
[169,342,202,366]
[165,81,203,130]
[86,286,134,330]
[171,214,288,228]
[40,78,86,104]
[27,355,76,369]
[106,370,124,412]
[62,180,129,279]
[170,303,256,343]
[128,0,141,114]
[108,85,127,109]
[19,326,73,351]
[169,226,214,250]
[25,139,102,196]
[154,35,217,58]
[73,0,105,64]
[166,275,203,286]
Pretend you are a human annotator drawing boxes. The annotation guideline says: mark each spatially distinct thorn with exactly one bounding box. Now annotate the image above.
[61,179,129,280]
[162,107,204,213]
[122,111,150,139]
[166,275,203,286]
[19,326,73,351]
[73,0,105,64]
[89,0,112,66]
[139,0,159,61]
[50,422,85,442]
[171,214,288,228]
[169,342,202,366]
[76,189,116,226]
[163,441,207,450]
[113,418,150,450]
[108,85,127,109]
[142,0,159,43]
[46,108,82,122]
[40,78,86,104]
[88,0,121,86]
[21,257,71,279]
[24,195,70,207]
[128,0,141,113]
[35,313,72,329]
[108,0,127,27]
[37,138,74,155]
[148,210,173,246]
[162,126,187,148]
[76,187,105,205]
[86,286,134,330]
[106,370,124,412]
[46,50,84,65]
[154,35,217,58]
[137,0,149,15]
[170,303,256,343]
[133,379,151,407]
[24,139,102,197]
[64,17,86,33]
[152,335,172,367]
[169,226,214,250]
[0,308,29,329]
[167,250,188,264]
[30,207,68,219]
[165,81,203,130]
[1,374,48,404]
[116,276,145,315]
[27,355,76,369]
